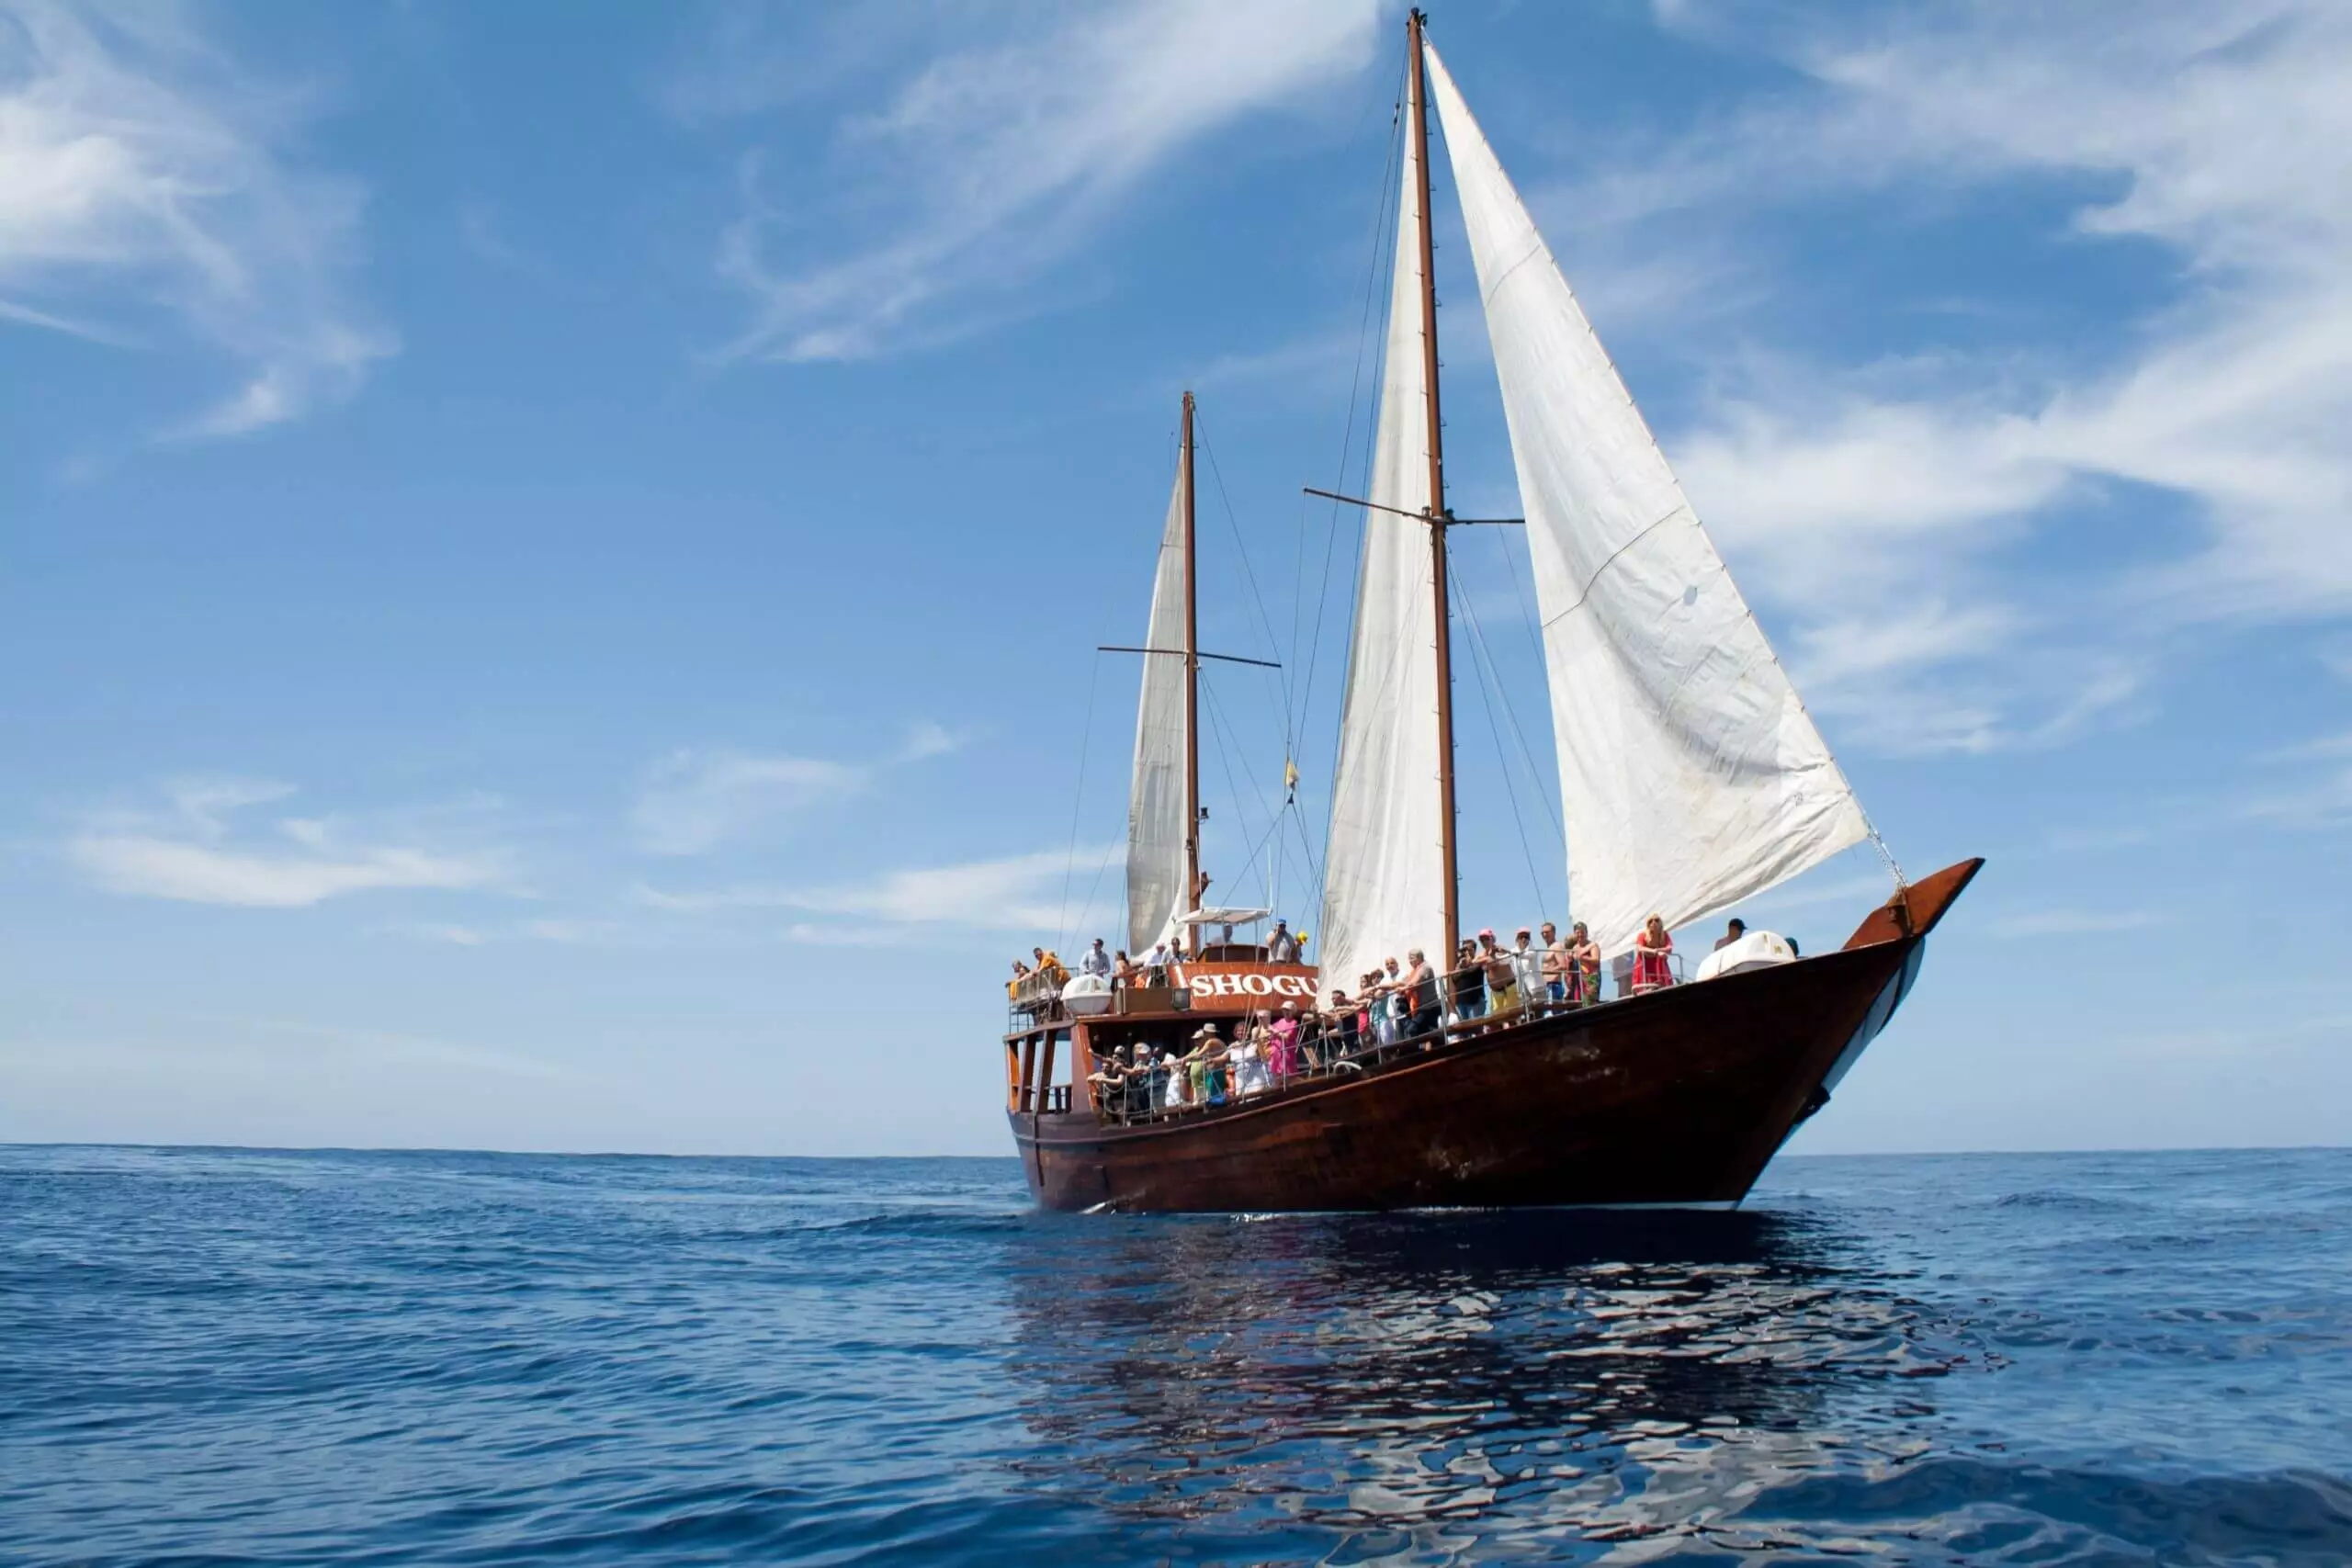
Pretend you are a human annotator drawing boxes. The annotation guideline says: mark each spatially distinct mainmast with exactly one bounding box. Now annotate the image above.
[1407,8,1461,969]
[1181,389,1202,958]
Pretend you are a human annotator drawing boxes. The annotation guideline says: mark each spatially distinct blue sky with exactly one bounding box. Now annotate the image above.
[4,0,2347,1156]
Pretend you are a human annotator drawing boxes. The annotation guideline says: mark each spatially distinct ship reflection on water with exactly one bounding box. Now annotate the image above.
[1004,1207,1998,1558]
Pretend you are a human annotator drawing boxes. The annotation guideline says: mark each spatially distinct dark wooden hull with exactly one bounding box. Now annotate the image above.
[1010,860,1979,1214]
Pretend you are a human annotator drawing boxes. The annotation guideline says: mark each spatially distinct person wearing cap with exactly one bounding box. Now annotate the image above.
[1268,1001,1301,1082]
[1268,918,1301,964]
[1188,1022,1227,1107]
[1713,918,1747,952]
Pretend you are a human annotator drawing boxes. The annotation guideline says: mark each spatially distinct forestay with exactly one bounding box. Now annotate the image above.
[1125,462,1190,955]
[1317,94,1448,996]
[1422,39,1872,956]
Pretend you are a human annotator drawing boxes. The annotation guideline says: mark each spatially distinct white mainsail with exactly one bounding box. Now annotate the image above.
[1422,39,1873,956]
[1125,461,1190,955]
[1317,89,1449,996]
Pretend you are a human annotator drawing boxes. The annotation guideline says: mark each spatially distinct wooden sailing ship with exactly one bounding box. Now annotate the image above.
[1003,12,1979,1213]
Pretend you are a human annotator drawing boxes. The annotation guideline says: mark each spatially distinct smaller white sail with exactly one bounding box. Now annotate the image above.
[1125,462,1191,955]
[1318,85,1449,997]
[1423,39,1873,956]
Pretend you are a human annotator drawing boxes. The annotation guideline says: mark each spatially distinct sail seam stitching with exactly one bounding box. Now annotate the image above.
[1479,242,1546,310]
[1537,504,1693,631]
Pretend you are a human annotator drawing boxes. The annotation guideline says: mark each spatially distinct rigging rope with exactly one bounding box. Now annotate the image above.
[1193,422,1292,720]
[1055,652,1104,952]
[1070,837,1124,953]
[1451,562,1551,922]
[1199,670,1278,910]
[1458,537,1565,848]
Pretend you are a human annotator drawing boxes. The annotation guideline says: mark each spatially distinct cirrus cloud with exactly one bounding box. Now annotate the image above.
[0,0,393,437]
[67,777,505,908]
[682,0,1384,361]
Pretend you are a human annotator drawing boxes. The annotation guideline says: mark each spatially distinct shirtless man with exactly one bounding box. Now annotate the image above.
[1539,921,1568,1002]
[1567,921,1601,1004]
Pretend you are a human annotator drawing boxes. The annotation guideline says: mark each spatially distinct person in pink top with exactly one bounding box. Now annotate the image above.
[1267,1002,1302,1083]
[1632,913,1675,993]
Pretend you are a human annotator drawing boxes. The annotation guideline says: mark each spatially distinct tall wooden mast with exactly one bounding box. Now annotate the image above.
[1407,9,1461,969]
[1181,389,1202,958]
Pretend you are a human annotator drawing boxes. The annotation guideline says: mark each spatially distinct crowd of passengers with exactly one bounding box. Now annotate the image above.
[1011,913,1775,1013]
[1053,914,1776,1121]
[1004,917,1307,998]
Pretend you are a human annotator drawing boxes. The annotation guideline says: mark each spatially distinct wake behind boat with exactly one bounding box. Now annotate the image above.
[1001,12,1979,1214]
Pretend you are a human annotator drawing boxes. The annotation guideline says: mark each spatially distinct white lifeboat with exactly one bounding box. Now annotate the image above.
[1692,930,1798,983]
[1060,973,1114,1016]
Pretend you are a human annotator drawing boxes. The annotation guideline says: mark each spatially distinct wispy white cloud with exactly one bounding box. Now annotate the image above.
[631,750,867,856]
[779,921,875,947]
[67,777,505,907]
[0,1,392,436]
[2240,739,2352,829]
[897,720,962,762]
[639,844,1112,932]
[1520,1,2352,750]
[377,916,623,948]
[682,0,1383,361]
[0,291,135,344]
[2259,730,2352,764]
[632,726,966,855]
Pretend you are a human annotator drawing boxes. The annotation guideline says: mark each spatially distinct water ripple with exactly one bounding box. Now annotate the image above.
[3,1145,2349,1564]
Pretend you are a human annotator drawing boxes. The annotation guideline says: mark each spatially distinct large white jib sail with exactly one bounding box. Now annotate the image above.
[1284,36,1884,966]
[1317,85,1449,997]
[1419,38,1871,956]
[1125,459,1190,955]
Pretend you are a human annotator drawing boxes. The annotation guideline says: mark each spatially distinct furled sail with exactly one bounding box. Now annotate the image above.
[1125,462,1190,955]
[1421,39,1872,956]
[1317,99,1448,996]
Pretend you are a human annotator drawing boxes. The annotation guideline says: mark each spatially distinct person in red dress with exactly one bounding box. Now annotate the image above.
[1632,913,1675,993]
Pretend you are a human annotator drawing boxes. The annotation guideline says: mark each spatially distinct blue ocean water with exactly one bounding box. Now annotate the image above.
[3,1146,2348,1566]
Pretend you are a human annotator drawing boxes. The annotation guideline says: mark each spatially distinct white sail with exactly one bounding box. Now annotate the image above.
[1317,95,1448,997]
[1125,461,1190,955]
[1422,39,1873,957]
